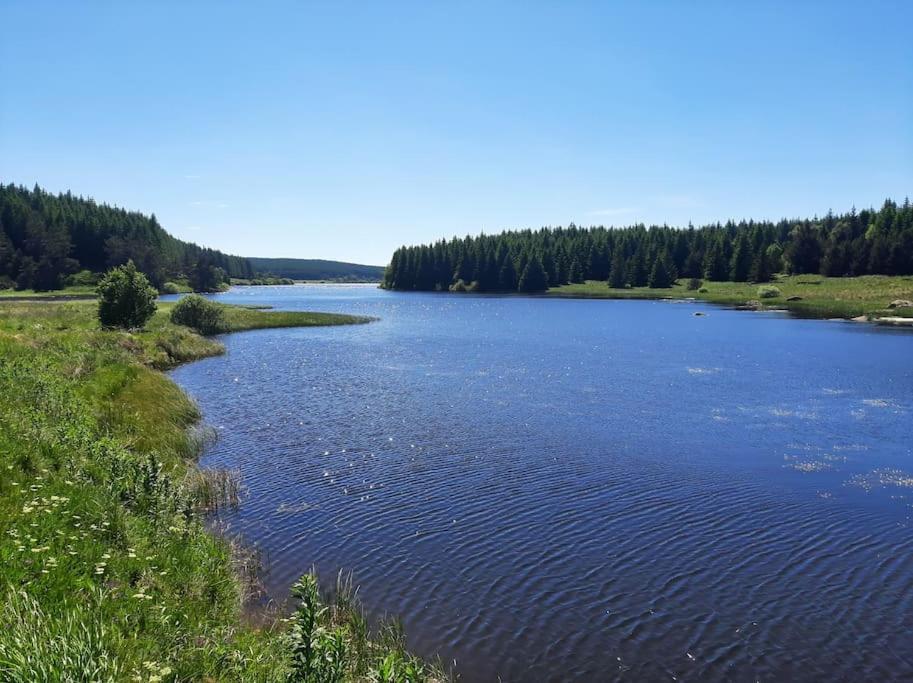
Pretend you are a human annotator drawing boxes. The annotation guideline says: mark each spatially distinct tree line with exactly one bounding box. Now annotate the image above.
[0,183,254,291]
[381,199,913,293]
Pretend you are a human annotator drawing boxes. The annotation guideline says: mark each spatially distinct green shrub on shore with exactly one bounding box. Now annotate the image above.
[170,294,228,335]
[160,281,183,294]
[757,285,782,299]
[96,261,158,330]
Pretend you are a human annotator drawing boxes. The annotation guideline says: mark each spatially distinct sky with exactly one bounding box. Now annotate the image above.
[1,1,911,266]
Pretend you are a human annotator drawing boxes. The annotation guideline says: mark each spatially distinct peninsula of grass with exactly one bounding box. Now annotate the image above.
[548,274,913,321]
[0,300,440,681]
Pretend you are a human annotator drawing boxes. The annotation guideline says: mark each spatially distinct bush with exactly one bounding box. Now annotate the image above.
[170,294,228,335]
[96,261,157,329]
[160,281,182,295]
[698,287,708,293]
[65,269,99,287]
[757,285,782,299]
[686,278,703,291]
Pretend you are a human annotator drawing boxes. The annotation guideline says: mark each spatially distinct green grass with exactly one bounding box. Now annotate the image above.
[549,274,913,320]
[0,285,97,299]
[0,301,441,682]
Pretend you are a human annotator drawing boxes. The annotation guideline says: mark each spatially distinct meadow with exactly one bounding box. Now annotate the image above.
[548,274,913,320]
[0,300,439,682]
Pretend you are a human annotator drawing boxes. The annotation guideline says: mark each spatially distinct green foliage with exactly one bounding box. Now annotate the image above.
[188,257,228,293]
[65,269,99,287]
[648,253,674,288]
[686,277,703,291]
[232,277,296,286]
[381,199,913,293]
[757,285,782,299]
[370,651,427,683]
[288,575,348,682]
[0,301,419,682]
[96,261,158,330]
[608,250,627,288]
[518,257,548,292]
[170,294,228,335]
[0,183,254,292]
[729,235,753,282]
[551,275,913,320]
[160,281,183,294]
[247,257,383,282]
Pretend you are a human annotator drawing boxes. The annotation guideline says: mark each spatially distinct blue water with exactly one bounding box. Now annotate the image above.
[169,285,913,682]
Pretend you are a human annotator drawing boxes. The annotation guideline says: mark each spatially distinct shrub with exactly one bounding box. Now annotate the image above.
[686,278,703,291]
[96,261,158,329]
[698,287,708,293]
[160,281,182,295]
[65,269,99,287]
[757,285,782,299]
[170,294,228,335]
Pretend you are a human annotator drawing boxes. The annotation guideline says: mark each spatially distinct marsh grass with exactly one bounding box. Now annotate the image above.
[0,300,436,681]
[549,274,913,320]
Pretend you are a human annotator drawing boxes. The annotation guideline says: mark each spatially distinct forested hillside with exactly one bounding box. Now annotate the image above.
[248,257,384,281]
[382,199,913,293]
[0,183,253,291]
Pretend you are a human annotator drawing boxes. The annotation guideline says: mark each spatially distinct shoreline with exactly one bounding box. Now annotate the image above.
[544,289,913,327]
[544,275,913,323]
[0,300,443,681]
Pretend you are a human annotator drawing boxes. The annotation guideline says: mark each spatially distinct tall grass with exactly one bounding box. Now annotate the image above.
[0,301,439,682]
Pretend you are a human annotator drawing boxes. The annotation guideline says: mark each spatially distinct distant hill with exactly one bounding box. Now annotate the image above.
[248,257,384,281]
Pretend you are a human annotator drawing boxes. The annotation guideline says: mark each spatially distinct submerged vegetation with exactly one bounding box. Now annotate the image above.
[382,199,913,294]
[0,300,438,681]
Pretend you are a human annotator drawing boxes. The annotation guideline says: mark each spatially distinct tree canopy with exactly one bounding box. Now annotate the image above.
[382,199,913,293]
[0,183,253,291]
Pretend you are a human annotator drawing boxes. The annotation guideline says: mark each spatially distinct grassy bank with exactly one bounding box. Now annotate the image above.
[548,275,913,320]
[0,301,440,681]
[0,285,97,300]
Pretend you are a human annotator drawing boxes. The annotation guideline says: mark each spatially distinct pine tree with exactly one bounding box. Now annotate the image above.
[702,241,725,281]
[608,250,627,288]
[518,257,547,292]
[568,259,583,283]
[628,250,648,287]
[750,245,771,282]
[729,235,753,282]
[497,255,516,291]
[648,253,673,288]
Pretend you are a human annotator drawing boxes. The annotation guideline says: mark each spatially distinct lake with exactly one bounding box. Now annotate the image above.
[169,284,913,682]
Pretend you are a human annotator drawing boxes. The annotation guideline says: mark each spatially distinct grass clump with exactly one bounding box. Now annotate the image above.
[287,572,441,683]
[0,300,437,681]
[757,285,782,299]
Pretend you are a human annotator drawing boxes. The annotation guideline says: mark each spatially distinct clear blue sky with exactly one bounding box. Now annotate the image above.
[1,1,911,266]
